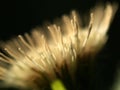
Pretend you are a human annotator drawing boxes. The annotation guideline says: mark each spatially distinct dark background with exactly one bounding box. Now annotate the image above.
[0,0,120,90]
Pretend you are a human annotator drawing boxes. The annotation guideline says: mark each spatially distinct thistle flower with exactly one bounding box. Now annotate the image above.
[0,2,118,90]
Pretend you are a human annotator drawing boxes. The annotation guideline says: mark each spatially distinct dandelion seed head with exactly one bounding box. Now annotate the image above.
[0,2,118,90]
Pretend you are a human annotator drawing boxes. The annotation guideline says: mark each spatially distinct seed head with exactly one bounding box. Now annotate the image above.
[0,2,118,90]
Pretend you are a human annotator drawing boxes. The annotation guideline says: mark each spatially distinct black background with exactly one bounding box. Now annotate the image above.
[0,0,120,90]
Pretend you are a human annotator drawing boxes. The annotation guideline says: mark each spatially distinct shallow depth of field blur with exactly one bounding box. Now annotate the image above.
[0,0,120,90]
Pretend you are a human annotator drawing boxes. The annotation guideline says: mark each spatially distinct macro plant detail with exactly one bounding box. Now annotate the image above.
[0,2,118,90]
